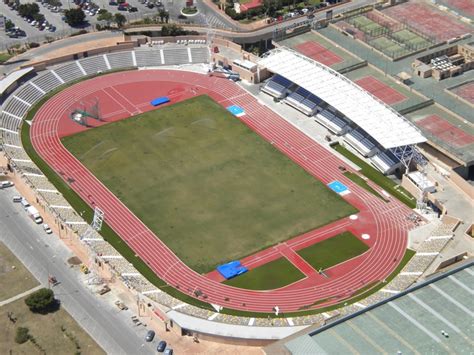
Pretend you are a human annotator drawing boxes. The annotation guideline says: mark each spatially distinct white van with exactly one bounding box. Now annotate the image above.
[20,198,31,210]
[26,206,43,224]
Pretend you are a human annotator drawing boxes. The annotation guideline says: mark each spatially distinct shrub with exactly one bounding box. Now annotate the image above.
[25,288,55,313]
[15,327,30,344]
[70,29,88,37]
[28,42,40,48]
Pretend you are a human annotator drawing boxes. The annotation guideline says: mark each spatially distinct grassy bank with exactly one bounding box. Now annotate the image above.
[333,143,416,208]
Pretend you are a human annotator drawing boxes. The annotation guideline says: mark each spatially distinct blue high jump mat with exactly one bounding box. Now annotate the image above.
[150,96,170,106]
[226,105,245,117]
[217,260,248,280]
[328,180,350,195]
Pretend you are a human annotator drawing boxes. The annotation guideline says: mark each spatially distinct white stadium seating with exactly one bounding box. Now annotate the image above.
[31,71,63,92]
[79,55,109,75]
[14,83,44,105]
[315,110,349,135]
[134,49,163,67]
[54,61,86,83]
[285,86,322,116]
[261,74,294,99]
[106,51,135,70]
[163,47,190,65]
[370,150,400,175]
[344,128,378,157]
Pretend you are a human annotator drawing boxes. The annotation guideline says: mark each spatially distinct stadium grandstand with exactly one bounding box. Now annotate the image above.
[259,47,427,175]
[265,260,474,354]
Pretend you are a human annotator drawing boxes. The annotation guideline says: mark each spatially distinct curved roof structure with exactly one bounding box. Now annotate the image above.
[258,47,426,149]
[0,67,34,96]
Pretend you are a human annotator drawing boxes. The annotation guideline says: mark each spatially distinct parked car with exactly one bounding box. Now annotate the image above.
[0,181,14,188]
[145,330,155,342]
[157,341,167,352]
[164,348,173,355]
[114,300,128,310]
[128,6,138,12]
[98,285,111,295]
[43,223,52,234]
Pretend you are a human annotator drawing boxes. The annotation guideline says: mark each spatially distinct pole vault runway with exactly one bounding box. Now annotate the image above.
[30,69,416,313]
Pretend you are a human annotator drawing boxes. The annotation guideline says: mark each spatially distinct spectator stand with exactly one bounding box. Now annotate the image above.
[259,47,427,175]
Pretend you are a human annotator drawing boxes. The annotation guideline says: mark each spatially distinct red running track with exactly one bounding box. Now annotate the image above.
[31,69,416,313]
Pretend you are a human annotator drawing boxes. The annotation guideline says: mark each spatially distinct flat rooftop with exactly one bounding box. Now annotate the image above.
[268,262,474,354]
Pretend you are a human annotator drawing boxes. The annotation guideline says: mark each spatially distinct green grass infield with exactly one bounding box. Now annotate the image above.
[223,257,305,290]
[62,95,357,273]
[297,231,369,271]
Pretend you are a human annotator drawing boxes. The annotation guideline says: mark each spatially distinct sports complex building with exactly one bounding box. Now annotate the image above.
[0,1,472,349]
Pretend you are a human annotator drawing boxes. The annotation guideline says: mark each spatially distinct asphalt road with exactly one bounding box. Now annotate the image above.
[1,30,121,75]
[124,0,377,42]
[0,185,157,355]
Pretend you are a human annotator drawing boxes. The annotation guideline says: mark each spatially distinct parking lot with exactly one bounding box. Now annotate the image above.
[0,0,199,50]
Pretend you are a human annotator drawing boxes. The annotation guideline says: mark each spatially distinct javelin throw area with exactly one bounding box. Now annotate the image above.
[30,70,416,313]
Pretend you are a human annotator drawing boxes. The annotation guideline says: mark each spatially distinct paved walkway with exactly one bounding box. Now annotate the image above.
[0,285,43,307]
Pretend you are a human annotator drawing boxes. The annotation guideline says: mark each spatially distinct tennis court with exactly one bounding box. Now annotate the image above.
[407,105,474,164]
[436,0,474,18]
[278,31,364,72]
[347,15,385,35]
[383,2,472,42]
[416,115,474,148]
[355,76,407,105]
[450,82,474,105]
[391,29,432,49]
[295,41,344,67]
[343,66,426,112]
[369,36,410,58]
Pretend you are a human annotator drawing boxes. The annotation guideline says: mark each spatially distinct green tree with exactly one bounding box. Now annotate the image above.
[114,13,126,28]
[158,9,166,22]
[161,23,185,36]
[97,9,113,26]
[64,8,86,27]
[17,3,40,18]
[33,13,45,24]
[5,19,15,31]
[24,288,55,313]
[263,0,281,17]
[46,0,62,6]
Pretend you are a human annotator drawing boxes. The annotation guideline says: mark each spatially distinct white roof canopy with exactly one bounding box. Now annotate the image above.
[259,48,426,149]
[0,67,34,95]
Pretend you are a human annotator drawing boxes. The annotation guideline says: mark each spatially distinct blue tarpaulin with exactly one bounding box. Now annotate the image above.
[328,180,350,195]
[226,105,245,117]
[150,96,170,106]
[217,261,248,279]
